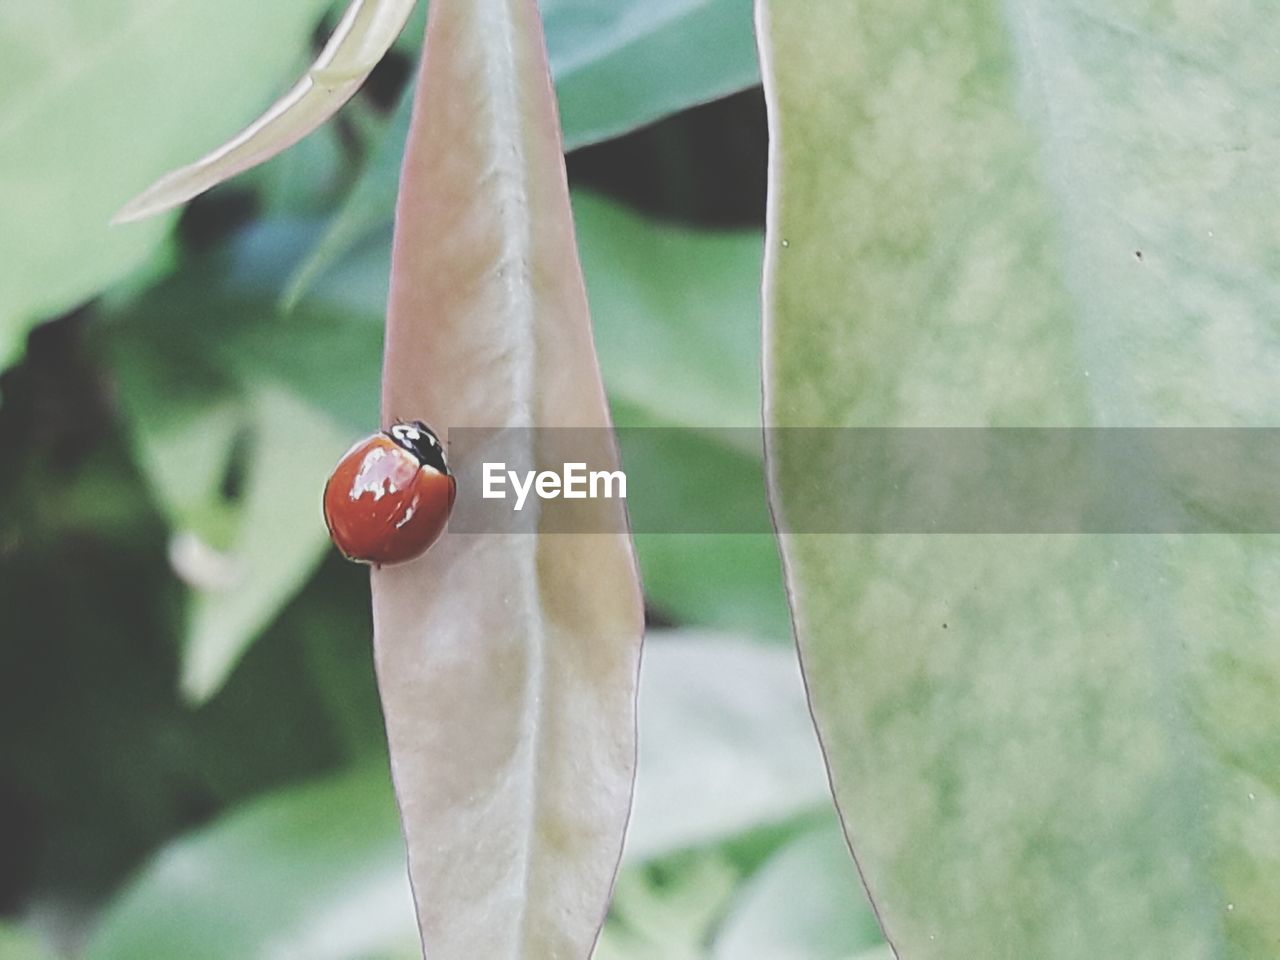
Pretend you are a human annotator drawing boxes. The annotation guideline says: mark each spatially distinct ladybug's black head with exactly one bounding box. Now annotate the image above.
[386,421,449,475]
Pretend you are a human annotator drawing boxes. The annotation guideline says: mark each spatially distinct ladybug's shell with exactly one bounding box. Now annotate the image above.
[323,434,455,565]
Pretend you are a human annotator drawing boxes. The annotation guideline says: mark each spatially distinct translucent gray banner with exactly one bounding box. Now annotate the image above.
[444,428,1280,533]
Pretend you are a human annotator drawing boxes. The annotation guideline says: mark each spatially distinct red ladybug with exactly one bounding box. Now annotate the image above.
[323,421,456,565]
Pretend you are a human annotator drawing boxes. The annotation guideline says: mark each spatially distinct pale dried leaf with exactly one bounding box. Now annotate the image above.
[370,0,645,957]
[113,0,417,223]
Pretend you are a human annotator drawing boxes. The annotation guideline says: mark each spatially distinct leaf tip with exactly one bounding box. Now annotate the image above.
[178,663,219,708]
[111,177,188,225]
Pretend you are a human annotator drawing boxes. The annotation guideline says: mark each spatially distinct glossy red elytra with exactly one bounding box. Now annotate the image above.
[323,421,456,566]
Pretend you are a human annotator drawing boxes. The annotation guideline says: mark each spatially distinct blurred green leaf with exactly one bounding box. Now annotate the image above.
[108,220,369,701]
[247,119,351,218]
[760,0,1280,956]
[83,767,419,960]
[0,322,381,904]
[216,230,390,432]
[0,549,367,903]
[574,194,760,431]
[290,559,390,764]
[0,0,331,370]
[178,386,352,703]
[181,562,376,805]
[287,0,760,304]
[625,633,830,862]
[597,852,741,960]
[276,83,411,308]
[632,533,787,637]
[0,925,52,960]
[545,0,758,148]
[712,822,883,960]
[106,341,243,548]
[0,361,196,897]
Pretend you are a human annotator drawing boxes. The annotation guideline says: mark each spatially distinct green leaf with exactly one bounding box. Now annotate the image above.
[108,222,367,701]
[286,0,760,305]
[0,386,359,896]
[195,219,388,432]
[597,852,741,960]
[0,0,331,370]
[545,0,758,149]
[178,386,353,702]
[114,0,419,222]
[760,1,1280,957]
[625,633,830,862]
[371,1,644,955]
[0,925,52,960]
[106,347,243,550]
[83,767,419,960]
[712,822,884,960]
[574,194,760,431]
[633,532,788,637]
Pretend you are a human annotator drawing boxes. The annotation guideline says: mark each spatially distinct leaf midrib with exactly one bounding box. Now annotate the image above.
[470,0,553,953]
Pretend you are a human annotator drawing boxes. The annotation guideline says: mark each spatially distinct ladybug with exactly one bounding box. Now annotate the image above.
[323,420,456,565]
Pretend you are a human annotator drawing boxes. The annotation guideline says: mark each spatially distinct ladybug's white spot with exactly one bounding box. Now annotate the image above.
[395,501,418,529]
[351,446,407,501]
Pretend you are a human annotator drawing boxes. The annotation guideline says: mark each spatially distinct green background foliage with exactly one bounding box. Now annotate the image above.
[0,0,333,371]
